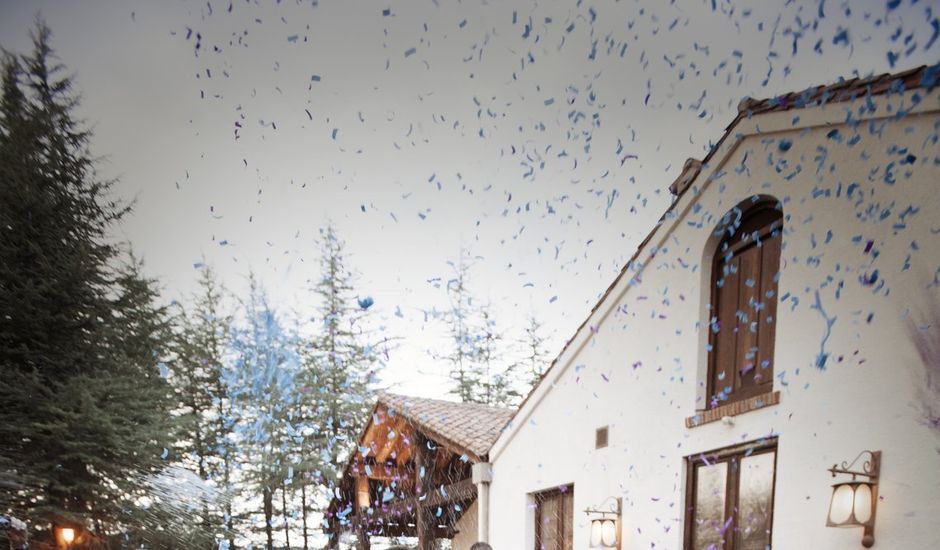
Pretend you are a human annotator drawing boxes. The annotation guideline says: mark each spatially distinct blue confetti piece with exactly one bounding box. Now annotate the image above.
[811,290,837,370]
[887,50,900,68]
[832,28,849,46]
[926,20,940,52]
[920,62,940,90]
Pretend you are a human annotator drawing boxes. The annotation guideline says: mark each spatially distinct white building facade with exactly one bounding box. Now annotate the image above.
[485,67,940,550]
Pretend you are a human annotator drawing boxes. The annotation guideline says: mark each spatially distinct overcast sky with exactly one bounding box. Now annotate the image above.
[1,0,937,399]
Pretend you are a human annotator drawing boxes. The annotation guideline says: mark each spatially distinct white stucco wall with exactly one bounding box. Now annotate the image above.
[450,499,478,550]
[487,86,940,549]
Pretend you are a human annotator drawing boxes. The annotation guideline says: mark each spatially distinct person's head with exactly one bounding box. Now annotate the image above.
[470,543,493,550]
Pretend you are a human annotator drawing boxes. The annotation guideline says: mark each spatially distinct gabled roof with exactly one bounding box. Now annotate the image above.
[736,64,939,117]
[672,63,939,196]
[376,392,514,461]
[491,62,940,459]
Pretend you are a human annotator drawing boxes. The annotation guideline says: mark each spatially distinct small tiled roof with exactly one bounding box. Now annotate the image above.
[377,392,515,460]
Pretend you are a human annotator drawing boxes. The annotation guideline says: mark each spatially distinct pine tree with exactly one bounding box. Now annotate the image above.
[228,277,299,550]
[302,225,380,546]
[517,313,553,390]
[476,303,520,407]
[308,227,378,481]
[437,251,519,405]
[291,319,322,550]
[0,21,173,543]
[100,257,176,537]
[439,251,483,402]
[169,264,236,549]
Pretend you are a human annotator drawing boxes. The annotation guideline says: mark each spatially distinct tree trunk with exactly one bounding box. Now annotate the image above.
[219,392,236,550]
[224,452,236,550]
[196,429,211,548]
[281,483,291,550]
[325,515,340,550]
[300,481,309,550]
[263,485,274,550]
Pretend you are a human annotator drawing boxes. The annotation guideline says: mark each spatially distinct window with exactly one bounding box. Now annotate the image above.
[596,426,609,449]
[708,202,782,407]
[684,439,777,550]
[535,485,574,550]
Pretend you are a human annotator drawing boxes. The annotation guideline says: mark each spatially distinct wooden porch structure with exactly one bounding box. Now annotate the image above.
[324,393,513,550]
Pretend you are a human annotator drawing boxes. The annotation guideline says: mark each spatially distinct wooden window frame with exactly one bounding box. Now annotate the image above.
[534,485,574,550]
[707,203,782,407]
[683,438,778,550]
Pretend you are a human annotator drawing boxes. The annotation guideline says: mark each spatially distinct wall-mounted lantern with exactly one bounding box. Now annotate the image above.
[58,526,75,550]
[826,450,881,548]
[355,476,370,510]
[585,497,621,549]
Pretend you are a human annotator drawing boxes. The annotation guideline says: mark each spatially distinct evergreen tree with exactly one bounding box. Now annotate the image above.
[476,303,520,407]
[303,226,380,545]
[517,313,553,390]
[436,251,519,406]
[438,251,483,402]
[308,227,378,482]
[289,318,322,550]
[0,22,173,543]
[169,264,236,549]
[228,277,299,550]
[101,258,176,536]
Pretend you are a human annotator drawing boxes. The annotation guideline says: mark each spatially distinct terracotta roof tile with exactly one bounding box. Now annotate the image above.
[737,63,939,116]
[377,392,514,460]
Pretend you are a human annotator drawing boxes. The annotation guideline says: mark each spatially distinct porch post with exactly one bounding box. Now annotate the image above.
[325,515,340,550]
[472,462,493,543]
[415,433,433,550]
[356,526,371,550]
[416,506,434,550]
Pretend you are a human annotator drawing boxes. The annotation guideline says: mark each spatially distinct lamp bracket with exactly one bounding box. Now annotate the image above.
[583,509,620,518]
[828,450,881,481]
[584,496,622,517]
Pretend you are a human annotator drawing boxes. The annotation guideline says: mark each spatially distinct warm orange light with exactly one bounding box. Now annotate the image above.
[355,476,370,510]
[60,527,75,543]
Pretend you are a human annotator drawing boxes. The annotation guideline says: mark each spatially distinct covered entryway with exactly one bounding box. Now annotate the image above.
[324,393,512,549]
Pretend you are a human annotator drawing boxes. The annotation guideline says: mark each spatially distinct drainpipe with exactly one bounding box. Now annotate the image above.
[472,462,493,543]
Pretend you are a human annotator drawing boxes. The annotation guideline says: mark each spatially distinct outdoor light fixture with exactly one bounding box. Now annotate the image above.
[59,527,75,549]
[826,450,881,548]
[585,497,621,549]
[355,476,371,510]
